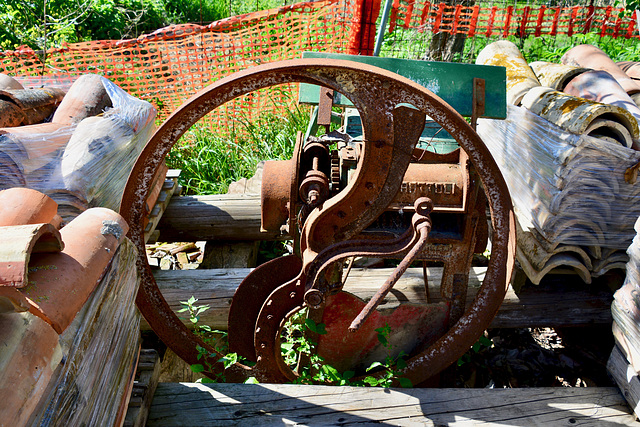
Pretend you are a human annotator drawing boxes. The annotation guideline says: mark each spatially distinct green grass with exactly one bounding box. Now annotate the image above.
[492,33,640,63]
[166,103,310,195]
[380,29,640,64]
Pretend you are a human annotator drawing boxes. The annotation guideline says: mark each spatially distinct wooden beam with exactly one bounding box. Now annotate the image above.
[608,345,640,419]
[144,267,613,331]
[156,194,279,242]
[146,383,636,426]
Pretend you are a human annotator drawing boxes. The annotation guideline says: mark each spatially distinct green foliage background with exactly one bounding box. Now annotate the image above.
[0,0,286,51]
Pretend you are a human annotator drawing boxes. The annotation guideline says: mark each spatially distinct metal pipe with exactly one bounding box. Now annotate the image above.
[348,221,431,332]
[373,0,394,57]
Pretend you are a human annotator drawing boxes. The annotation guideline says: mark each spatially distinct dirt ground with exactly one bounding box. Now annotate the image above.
[444,324,615,389]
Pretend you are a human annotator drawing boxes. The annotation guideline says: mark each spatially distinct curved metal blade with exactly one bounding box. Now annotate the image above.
[228,254,302,362]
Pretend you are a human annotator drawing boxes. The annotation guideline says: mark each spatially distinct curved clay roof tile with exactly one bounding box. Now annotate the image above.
[0,207,129,333]
[0,223,63,289]
[0,188,59,227]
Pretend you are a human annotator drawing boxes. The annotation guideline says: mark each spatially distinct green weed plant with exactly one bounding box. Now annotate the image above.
[179,298,413,387]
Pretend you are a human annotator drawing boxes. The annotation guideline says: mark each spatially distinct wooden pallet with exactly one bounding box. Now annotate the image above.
[145,169,182,243]
[124,349,162,427]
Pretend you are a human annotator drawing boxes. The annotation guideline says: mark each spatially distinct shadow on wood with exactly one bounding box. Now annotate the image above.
[146,383,637,426]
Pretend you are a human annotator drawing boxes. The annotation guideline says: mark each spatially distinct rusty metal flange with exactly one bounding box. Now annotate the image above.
[120,59,516,383]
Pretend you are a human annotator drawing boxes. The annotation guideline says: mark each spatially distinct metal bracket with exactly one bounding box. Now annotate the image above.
[471,78,486,130]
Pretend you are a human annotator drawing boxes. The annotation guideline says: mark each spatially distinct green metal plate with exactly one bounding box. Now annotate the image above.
[299,52,507,119]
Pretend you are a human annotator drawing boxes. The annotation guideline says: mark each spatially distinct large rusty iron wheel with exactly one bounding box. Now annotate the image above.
[120,59,516,384]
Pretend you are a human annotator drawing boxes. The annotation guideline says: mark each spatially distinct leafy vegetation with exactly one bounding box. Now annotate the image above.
[178,296,258,383]
[166,100,309,195]
[281,309,412,388]
[280,311,412,387]
[180,297,413,387]
[504,33,640,63]
[0,0,290,51]
[381,29,640,64]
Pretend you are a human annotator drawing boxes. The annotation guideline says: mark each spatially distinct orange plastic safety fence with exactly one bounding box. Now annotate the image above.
[0,0,356,130]
[388,2,638,39]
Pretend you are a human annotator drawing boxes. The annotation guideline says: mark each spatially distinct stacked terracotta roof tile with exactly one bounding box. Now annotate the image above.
[476,41,640,285]
[608,217,640,418]
[0,73,156,425]
[0,188,141,425]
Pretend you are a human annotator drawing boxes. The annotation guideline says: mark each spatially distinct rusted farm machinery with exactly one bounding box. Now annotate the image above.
[120,58,516,385]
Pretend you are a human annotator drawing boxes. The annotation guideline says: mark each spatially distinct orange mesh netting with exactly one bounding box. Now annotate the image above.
[388,2,639,39]
[0,0,359,128]
[1,0,639,128]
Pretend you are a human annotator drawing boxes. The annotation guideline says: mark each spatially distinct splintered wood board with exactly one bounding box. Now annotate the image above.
[146,383,637,426]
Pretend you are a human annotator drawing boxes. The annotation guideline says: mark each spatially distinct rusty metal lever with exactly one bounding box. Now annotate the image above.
[348,197,433,332]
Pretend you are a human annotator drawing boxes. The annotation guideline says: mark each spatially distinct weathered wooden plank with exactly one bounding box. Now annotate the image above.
[298,52,508,119]
[146,383,637,426]
[608,345,640,419]
[144,266,613,331]
[156,194,283,242]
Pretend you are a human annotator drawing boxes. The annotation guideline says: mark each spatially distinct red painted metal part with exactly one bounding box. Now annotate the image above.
[316,291,449,373]
[119,59,515,383]
[260,132,303,234]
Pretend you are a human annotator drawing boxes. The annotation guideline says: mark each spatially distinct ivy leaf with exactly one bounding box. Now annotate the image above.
[281,342,294,351]
[363,376,380,386]
[397,377,413,388]
[190,364,205,373]
[377,333,389,347]
[321,364,342,382]
[196,305,210,315]
[479,335,493,347]
[304,318,327,334]
[396,357,407,370]
[219,353,238,369]
[366,361,384,372]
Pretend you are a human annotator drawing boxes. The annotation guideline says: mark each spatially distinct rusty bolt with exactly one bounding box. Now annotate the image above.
[304,289,324,309]
[308,189,320,205]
